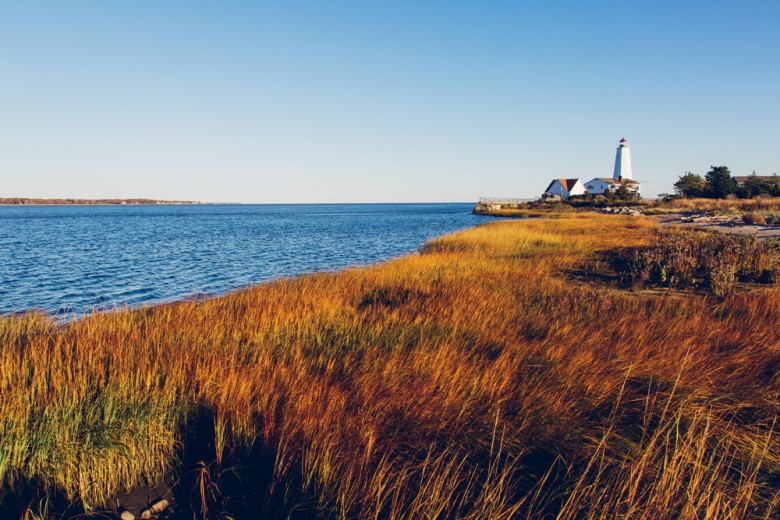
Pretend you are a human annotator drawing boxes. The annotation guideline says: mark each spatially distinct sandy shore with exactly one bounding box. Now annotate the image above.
[654,214,780,239]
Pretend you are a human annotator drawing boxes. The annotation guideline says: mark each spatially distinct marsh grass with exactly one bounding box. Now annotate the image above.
[473,208,575,219]
[2,214,780,518]
[645,197,780,216]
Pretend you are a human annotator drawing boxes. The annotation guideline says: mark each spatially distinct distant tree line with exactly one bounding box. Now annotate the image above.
[0,198,201,205]
[673,167,780,199]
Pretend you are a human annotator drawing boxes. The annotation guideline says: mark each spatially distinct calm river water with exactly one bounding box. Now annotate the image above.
[0,203,484,317]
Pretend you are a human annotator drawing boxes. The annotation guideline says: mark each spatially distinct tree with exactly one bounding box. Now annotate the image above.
[771,174,780,197]
[737,171,770,198]
[704,166,736,198]
[614,184,638,201]
[673,172,705,197]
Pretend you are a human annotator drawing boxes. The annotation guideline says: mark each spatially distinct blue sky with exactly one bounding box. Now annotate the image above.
[1,1,778,202]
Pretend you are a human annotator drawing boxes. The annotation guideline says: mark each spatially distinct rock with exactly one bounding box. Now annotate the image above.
[473,202,491,213]
[140,498,170,519]
[600,206,642,216]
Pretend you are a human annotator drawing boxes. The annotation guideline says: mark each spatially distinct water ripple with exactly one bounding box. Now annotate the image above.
[0,204,484,318]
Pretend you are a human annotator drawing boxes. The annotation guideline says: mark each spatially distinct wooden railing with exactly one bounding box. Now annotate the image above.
[478,197,540,204]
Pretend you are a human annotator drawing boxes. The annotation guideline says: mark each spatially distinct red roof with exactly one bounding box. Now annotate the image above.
[619,138,627,142]
[544,178,582,194]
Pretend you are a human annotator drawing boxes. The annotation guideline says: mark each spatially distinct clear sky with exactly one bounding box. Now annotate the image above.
[1,1,778,203]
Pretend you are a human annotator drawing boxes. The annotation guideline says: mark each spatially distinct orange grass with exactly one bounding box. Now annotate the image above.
[2,214,780,518]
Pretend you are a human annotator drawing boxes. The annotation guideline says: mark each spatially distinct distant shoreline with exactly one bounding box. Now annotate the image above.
[0,198,203,206]
[1,200,476,206]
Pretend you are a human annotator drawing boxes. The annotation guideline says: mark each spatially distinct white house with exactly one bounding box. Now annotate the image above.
[543,179,587,199]
[584,177,641,195]
[733,175,780,187]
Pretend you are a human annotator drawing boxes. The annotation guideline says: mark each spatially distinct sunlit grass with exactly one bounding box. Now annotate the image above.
[645,196,780,215]
[2,214,780,518]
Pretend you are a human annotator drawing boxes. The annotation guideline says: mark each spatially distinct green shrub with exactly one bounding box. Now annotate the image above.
[742,212,767,225]
[623,230,780,295]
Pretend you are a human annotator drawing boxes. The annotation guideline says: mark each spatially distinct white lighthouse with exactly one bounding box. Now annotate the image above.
[583,138,641,196]
[613,138,633,181]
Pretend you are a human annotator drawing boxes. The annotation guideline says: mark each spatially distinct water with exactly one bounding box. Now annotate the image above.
[0,203,484,317]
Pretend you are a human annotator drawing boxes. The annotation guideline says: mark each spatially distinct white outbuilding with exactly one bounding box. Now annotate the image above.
[584,177,641,195]
[543,179,587,200]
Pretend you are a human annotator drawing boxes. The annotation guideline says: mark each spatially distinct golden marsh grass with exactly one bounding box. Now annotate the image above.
[2,214,780,518]
[645,197,780,215]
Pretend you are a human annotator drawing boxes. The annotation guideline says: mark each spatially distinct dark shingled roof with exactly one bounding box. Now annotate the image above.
[561,179,580,191]
[733,175,779,185]
[590,178,639,185]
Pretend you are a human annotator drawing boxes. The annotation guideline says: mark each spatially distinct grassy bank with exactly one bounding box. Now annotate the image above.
[2,215,780,518]
[648,196,780,213]
[643,197,780,221]
[475,197,780,222]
